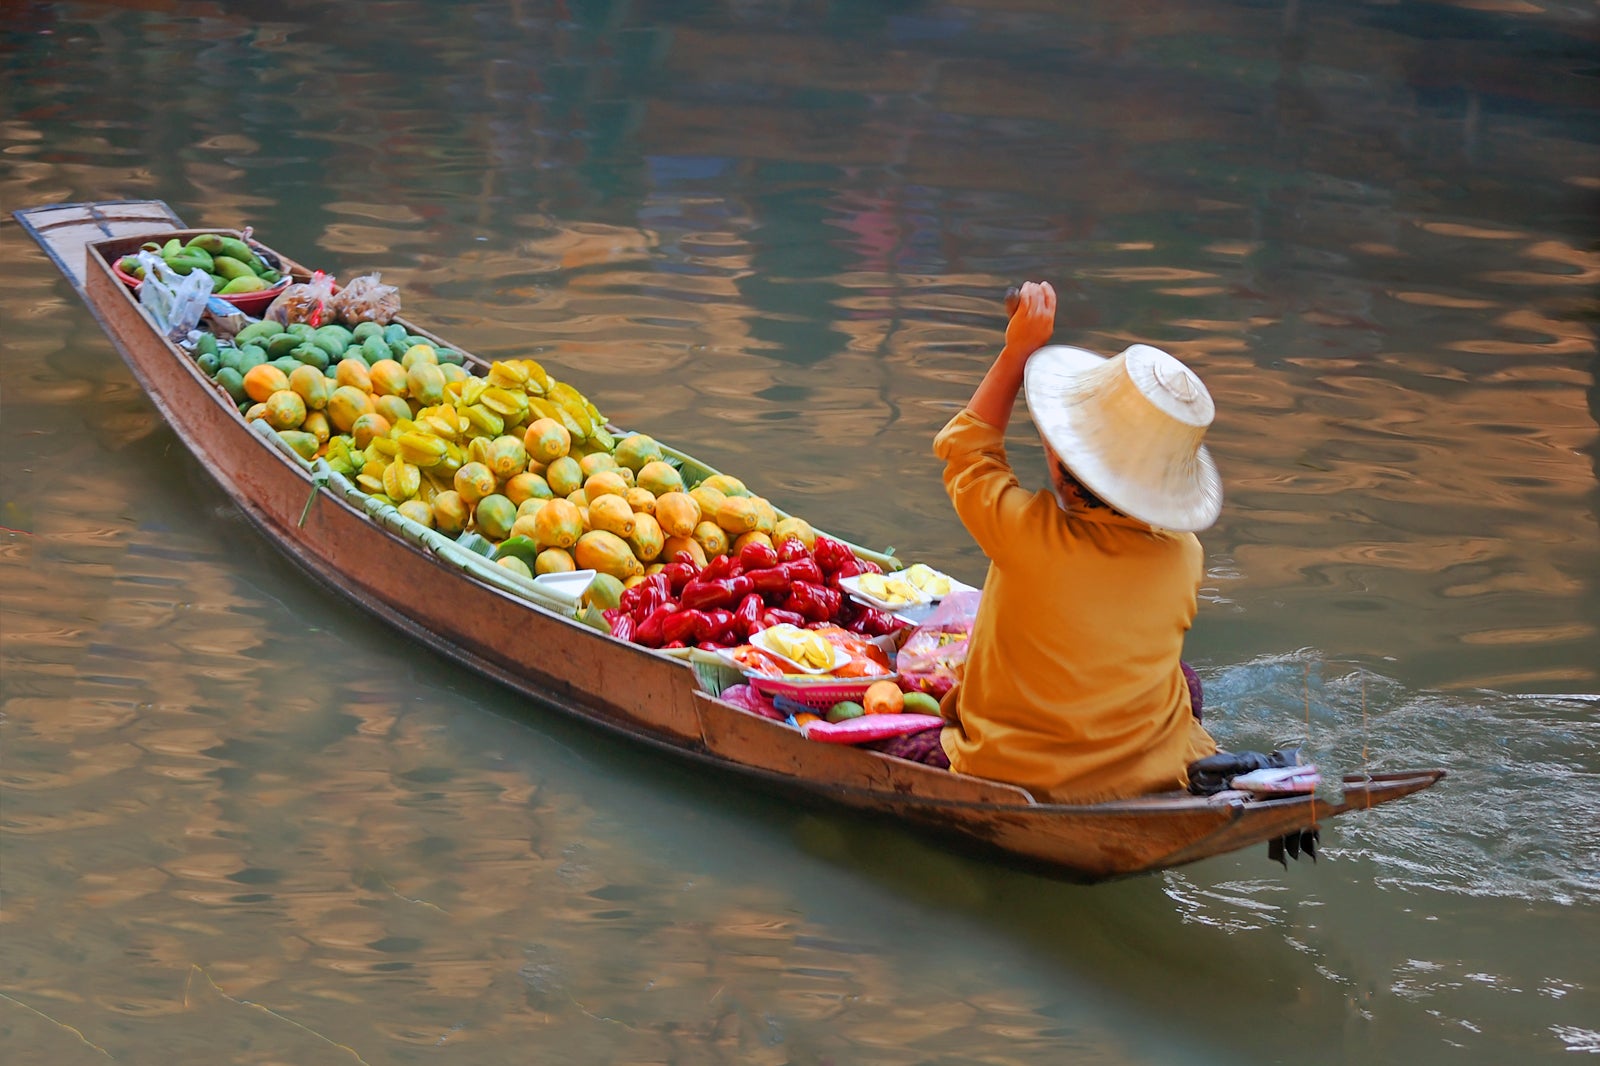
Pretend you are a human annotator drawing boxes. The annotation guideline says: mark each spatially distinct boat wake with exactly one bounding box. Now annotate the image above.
[1195,651,1600,907]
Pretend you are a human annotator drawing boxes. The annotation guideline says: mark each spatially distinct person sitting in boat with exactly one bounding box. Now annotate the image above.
[882,281,1222,803]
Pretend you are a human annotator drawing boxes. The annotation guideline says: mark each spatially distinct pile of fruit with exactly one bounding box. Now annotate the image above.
[120,234,283,296]
[183,313,914,647]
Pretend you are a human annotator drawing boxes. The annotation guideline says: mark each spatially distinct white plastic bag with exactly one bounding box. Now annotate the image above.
[136,249,214,340]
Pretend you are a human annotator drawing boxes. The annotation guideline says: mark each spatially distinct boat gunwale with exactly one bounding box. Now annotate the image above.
[21,202,1447,880]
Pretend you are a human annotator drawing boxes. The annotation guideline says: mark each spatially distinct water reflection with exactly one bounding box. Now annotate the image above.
[4,0,1598,1062]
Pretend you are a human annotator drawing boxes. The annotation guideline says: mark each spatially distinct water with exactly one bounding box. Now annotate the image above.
[2,1,1596,1062]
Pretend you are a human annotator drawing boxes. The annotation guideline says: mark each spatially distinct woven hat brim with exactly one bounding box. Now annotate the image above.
[1023,345,1224,532]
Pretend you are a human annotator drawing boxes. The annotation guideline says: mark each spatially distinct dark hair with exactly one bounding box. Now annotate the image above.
[1051,459,1118,513]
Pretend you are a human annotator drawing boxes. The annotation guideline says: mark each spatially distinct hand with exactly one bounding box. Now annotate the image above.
[1003,280,1055,359]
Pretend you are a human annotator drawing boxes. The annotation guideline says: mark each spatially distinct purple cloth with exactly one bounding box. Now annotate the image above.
[866,728,951,768]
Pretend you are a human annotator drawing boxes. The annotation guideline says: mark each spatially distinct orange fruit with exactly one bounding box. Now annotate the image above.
[863,680,905,716]
[243,363,290,404]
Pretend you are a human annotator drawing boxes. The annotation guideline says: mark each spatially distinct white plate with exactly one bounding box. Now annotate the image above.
[837,572,932,613]
[749,625,848,675]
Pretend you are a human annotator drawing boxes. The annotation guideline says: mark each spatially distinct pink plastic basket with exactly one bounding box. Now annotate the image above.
[747,673,897,709]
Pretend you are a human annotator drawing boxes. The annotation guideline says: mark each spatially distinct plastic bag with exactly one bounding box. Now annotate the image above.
[330,272,401,326]
[263,270,337,327]
[136,249,213,340]
[895,589,981,697]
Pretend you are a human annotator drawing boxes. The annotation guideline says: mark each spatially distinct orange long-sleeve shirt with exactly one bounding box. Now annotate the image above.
[934,409,1217,803]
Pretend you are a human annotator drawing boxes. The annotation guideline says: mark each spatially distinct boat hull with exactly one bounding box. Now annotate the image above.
[17,202,1446,882]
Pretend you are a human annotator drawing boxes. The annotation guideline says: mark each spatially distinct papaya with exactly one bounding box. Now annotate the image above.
[773,516,816,551]
[584,470,627,500]
[485,435,529,481]
[263,389,307,431]
[715,496,760,534]
[688,484,725,523]
[350,412,392,450]
[532,499,583,550]
[301,410,331,446]
[401,344,438,369]
[700,473,749,498]
[432,490,470,534]
[453,462,498,505]
[288,365,331,411]
[503,472,552,507]
[582,572,626,611]
[578,452,618,480]
[574,530,641,582]
[334,358,372,392]
[661,535,707,569]
[565,488,589,510]
[635,460,684,497]
[373,394,413,426]
[545,456,583,498]
[534,548,576,575]
[587,494,636,539]
[611,433,664,473]
[406,361,446,406]
[509,514,541,541]
[750,496,778,534]
[475,494,517,541]
[624,487,656,514]
[731,530,772,556]
[369,359,409,397]
[627,513,664,564]
[515,496,550,520]
[497,555,533,579]
[692,520,729,559]
[398,499,435,529]
[654,492,701,538]
[242,363,290,404]
[275,429,319,460]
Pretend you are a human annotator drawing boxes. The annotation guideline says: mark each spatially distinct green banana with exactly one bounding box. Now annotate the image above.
[163,252,212,276]
[161,238,183,258]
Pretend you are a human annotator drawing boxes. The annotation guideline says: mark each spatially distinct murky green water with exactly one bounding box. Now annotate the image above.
[3,1,1596,1063]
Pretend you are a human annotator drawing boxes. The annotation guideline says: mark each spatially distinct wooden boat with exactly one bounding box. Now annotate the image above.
[14,200,1445,882]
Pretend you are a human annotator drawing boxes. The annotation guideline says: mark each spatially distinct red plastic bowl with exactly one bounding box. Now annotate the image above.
[111,257,292,316]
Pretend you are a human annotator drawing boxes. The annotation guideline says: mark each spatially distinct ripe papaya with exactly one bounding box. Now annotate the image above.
[533,499,583,550]
[453,462,498,505]
[485,435,529,481]
[475,493,517,540]
[654,492,701,538]
[522,417,571,464]
[584,470,627,500]
[627,513,664,564]
[574,530,640,582]
[611,433,664,473]
[692,520,729,559]
[588,494,636,539]
[635,460,684,497]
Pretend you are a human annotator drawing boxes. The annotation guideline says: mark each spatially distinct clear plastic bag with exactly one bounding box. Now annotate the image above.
[895,589,981,698]
[263,270,338,327]
[330,272,401,326]
[136,249,214,340]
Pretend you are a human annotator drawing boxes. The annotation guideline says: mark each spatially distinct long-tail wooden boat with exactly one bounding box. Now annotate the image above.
[14,200,1444,882]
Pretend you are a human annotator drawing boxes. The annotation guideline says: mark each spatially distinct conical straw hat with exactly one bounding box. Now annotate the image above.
[1023,343,1223,532]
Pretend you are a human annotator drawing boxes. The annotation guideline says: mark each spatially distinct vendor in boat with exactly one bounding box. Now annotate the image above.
[903,281,1222,802]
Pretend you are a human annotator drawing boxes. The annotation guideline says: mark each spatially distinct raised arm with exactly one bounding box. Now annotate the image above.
[966,281,1056,431]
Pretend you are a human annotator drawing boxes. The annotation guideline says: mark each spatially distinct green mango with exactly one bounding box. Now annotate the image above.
[314,324,353,350]
[163,251,212,276]
[290,343,329,371]
[362,335,391,365]
[161,237,183,258]
[264,333,299,358]
[213,255,256,281]
[195,351,221,377]
[286,322,314,340]
[218,236,266,273]
[193,332,219,358]
[351,321,384,343]
[185,233,226,255]
[215,366,247,403]
[219,275,267,295]
[271,356,304,375]
[234,320,284,347]
[237,345,268,372]
[435,348,463,365]
[382,323,408,349]
[117,255,145,279]
[218,346,243,373]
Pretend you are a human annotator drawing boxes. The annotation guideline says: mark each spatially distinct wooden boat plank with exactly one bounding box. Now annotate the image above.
[12,200,1448,882]
[13,200,184,290]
